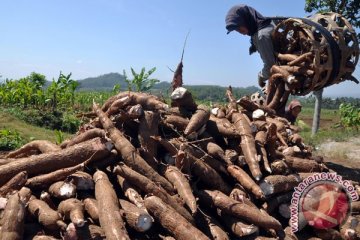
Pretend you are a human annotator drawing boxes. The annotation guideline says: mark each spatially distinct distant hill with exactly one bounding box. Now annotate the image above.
[74,72,260,101]
[77,72,126,91]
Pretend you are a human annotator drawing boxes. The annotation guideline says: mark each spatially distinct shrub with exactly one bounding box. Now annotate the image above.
[339,103,360,130]
[0,129,25,150]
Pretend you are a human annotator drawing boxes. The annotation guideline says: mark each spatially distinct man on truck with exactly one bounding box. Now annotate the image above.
[225,4,276,88]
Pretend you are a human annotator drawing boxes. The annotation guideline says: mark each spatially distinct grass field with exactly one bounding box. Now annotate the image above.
[0,110,72,144]
[296,107,359,147]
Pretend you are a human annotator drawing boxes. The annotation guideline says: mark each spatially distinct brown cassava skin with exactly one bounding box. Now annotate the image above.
[162,114,189,131]
[288,133,304,145]
[28,198,66,230]
[265,123,279,161]
[130,92,169,111]
[352,201,360,214]
[117,175,145,210]
[197,212,229,240]
[254,237,276,240]
[105,95,133,116]
[75,223,106,240]
[40,192,57,210]
[0,137,110,186]
[101,91,165,112]
[167,106,193,119]
[48,181,76,199]
[6,140,61,158]
[277,53,298,62]
[156,136,231,194]
[0,157,18,166]
[206,218,229,240]
[138,111,160,168]
[18,187,32,202]
[227,165,265,200]
[144,196,210,240]
[93,170,130,240]
[205,141,232,166]
[184,104,210,136]
[0,171,27,197]
[138,148,159,171]
[83,198,99,221]
[164,165,197,214]
[314,229,342,240]
[265,74,281,107]
[171,61,183,91]
[217,209,259,238]
[101,91,130,112]
[266,77,285,111]
[206,115,240,138]
[159,236,176,240]
[255,130,271,173]
[68,171,94,190]
[229,185,248,199]
[102,91,164,112]
[170,88,198,112]
[32,235,59,240]
[229,188,257,208]
[270,160,290,175]
[284,156,327,172]
[119,199,153,232]
[263,175,300,195]
[284,226,298,240]
[231,112,262,180]
[169,138,228,176]
[237,96,276,116]
[113,164,194,223]
[93,102,174,193]
[26,163,85,189]
[197,190,282,231]
[0,193,25,240]
[63,128,106,148]
[58,198,85,227]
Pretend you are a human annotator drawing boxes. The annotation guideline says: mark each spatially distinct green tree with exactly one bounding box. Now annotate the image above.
[305,0,360,39]
[123,67,159,92]
[46,72,78,111]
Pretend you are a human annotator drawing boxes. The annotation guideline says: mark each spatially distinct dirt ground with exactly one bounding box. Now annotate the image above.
[316,136,360,182]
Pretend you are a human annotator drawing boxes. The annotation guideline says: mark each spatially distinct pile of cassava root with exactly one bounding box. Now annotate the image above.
[1,86,360,240]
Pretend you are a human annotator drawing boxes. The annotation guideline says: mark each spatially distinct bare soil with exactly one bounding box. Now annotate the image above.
[316,137,360,182]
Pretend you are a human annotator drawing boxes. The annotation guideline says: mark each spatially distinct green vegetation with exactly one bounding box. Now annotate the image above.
[339,103,360,130]
[0,129,25,150]
[0,111,72,146]
[298,107,359,148]
[123,67,159,92]
[298,96,360,109]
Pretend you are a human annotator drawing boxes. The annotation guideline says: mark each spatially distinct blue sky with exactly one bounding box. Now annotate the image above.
[0,0,359,97]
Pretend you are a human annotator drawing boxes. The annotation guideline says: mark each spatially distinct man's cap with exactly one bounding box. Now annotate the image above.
[226,24,238,34]
[225,4,246,34]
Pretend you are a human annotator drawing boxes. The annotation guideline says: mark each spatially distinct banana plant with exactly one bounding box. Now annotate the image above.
[123,67,159,92]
